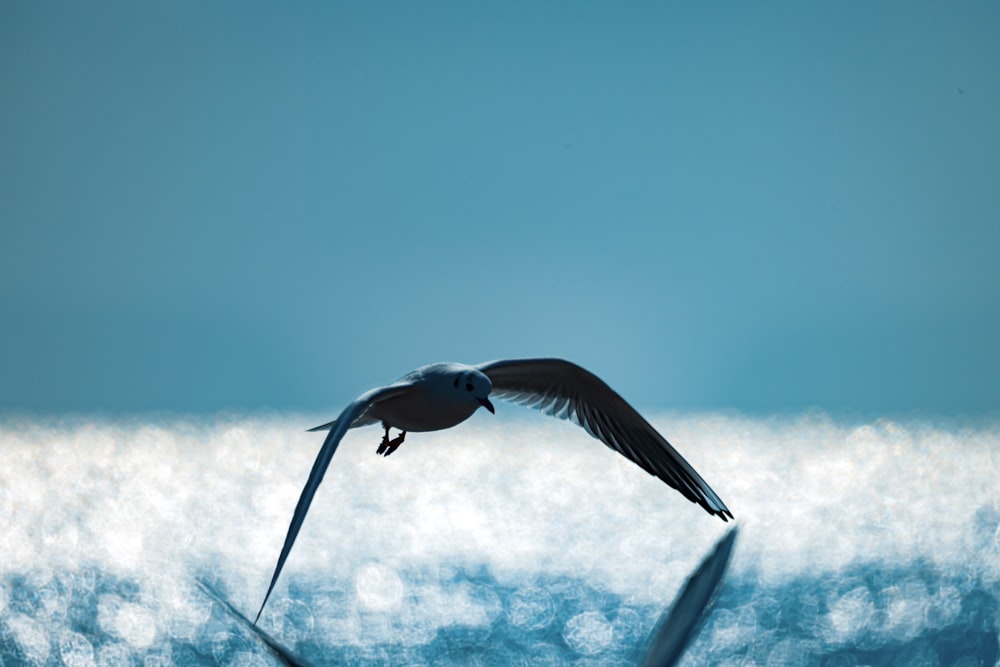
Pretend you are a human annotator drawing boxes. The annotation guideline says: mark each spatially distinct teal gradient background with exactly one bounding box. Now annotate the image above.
[3,2,998,415]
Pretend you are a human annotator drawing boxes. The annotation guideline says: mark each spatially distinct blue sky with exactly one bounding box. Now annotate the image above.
[2,1,998,416]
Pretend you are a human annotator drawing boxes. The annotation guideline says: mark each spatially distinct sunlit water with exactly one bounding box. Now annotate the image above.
[1,412,997,665]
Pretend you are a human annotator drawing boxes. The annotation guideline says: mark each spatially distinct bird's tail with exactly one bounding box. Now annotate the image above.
[306,419,338,432]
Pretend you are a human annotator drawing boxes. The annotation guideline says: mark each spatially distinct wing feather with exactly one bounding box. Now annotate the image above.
[478,358,732,521]
[255,384,409,624]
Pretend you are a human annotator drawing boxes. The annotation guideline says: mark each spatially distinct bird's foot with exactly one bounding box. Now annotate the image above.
[377,431,406,456]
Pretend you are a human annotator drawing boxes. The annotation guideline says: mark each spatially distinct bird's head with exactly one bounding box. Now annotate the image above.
[454,368,494,414]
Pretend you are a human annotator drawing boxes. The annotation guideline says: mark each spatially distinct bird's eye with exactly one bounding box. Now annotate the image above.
[465,383,473,392]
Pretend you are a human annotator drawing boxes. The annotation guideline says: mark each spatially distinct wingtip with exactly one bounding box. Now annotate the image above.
[694,495,733,523]
[253,591,270,625]
[255,566,282,626]
[696,496,733,522]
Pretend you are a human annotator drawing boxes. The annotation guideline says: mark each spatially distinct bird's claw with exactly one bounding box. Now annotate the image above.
[376,431,406,456]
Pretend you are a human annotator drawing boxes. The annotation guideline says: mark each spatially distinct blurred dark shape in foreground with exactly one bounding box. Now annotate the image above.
[640,526,738,667]
[197,580,307,667]
[198,527,738,667]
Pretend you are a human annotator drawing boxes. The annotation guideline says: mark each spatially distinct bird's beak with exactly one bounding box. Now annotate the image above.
[478,397,495,414]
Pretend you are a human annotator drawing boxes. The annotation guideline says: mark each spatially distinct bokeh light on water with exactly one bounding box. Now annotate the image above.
[0,414,997,664]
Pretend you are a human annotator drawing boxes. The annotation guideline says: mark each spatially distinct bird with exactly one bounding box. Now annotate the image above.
[254,358,732,624]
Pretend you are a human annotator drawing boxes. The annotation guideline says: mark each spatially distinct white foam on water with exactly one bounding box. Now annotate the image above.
[0,412,997,664]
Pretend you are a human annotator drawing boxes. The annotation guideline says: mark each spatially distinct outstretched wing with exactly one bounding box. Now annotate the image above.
[255,384,409,624]
[476,358,732,521]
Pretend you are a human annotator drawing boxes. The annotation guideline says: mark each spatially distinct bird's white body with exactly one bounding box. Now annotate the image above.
[368,363,492,432]
[255,358,732,624]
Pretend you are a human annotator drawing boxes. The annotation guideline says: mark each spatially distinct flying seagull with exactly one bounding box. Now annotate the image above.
[255,358,732,623]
